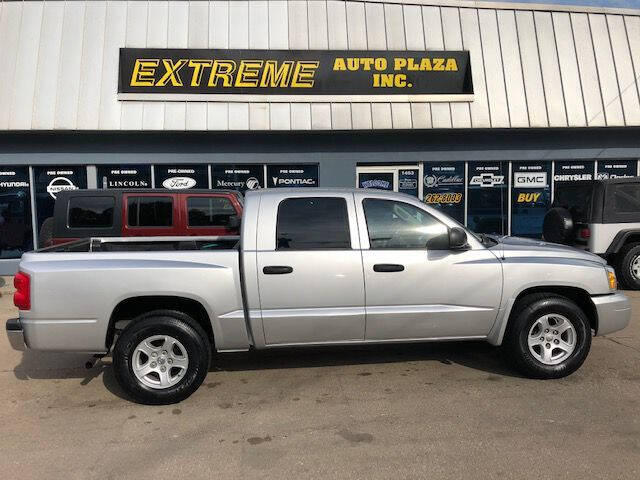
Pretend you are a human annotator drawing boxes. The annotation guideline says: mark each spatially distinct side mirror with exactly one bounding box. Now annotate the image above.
[448,227,468,250]
[227,215,240,229]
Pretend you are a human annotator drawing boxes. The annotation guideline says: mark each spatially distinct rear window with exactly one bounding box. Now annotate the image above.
[187,196,236,227]
[276,197,350,250]
[553,184,594,222]
[68,196,115,228]
[127,196,173,227]
[611,184,640,213]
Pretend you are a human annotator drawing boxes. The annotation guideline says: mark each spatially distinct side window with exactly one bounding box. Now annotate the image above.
[187,196,236,227]
[276,197,351,250]
[363,198,448,249]
[68,197,115,228]
[612,185,640,213]
[127,196,173,227]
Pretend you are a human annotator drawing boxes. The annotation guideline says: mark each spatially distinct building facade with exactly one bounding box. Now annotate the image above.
[1,0,640,274]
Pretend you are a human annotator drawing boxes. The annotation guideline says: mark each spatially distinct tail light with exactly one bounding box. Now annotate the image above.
[579,228,591,239]
[13,272,30,310]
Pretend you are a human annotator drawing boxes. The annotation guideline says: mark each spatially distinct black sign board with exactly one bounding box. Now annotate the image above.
[553,161,595,182]
[154,165,209,189]
[267,165,318,188]
[423,163,464,223]
[98,165,152,189]
[358,172,394,191]
[596,160,637,180]
[511,162,551,239]
[119,48,472,100]
[211,165,264,192]
[0,166,33,258]
[467,162,508,235]
[33,166,87,243]
[398,169,419,197]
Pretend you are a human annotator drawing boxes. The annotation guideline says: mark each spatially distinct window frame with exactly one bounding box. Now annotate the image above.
[362,197,449,251]
[275,196,352,251]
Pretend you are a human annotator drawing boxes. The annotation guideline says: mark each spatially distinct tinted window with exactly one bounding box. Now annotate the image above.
[127,197,173,227]
[553,184,594,222]
[68,197,114,228]
[363,198,448,249]
[187,197,236,226]
[612,184,640,213]
[276,197,350,250]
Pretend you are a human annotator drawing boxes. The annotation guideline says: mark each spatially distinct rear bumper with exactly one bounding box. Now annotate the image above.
[592,292,631,336]
[6,318,26,351]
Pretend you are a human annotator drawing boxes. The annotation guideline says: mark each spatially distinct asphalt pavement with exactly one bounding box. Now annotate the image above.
[1,275,639,480]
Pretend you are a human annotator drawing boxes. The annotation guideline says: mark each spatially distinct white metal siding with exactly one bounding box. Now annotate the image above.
[1,0,639,132]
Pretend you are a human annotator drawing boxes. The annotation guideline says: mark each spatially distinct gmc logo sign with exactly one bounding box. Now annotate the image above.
[513,172,547,188]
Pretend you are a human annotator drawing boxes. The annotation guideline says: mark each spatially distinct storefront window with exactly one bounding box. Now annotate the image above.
[267,165,319,188]
[511,161,551,238]
[33,166,87,246]
[553,160,595,184]
[467,162,508,235]
[596,160,638,179]
[211,165,264,191]
[154,165,209,189]
[0,167,33,259]
[422,162,465,224]
[98,165,152,189]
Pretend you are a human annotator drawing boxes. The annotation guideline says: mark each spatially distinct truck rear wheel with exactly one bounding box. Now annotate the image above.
[614,242,640,290]
[113,310,211,404]
[503,294,591,379]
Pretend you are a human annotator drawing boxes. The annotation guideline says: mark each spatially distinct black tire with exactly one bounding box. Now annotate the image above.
[503,293,591,379]
[38,217,54,248]
[614,242,640,290]
[113,310,211,405]
[542,207,575,245]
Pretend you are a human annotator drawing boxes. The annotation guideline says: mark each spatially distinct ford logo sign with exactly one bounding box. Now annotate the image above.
[162,177,197,189]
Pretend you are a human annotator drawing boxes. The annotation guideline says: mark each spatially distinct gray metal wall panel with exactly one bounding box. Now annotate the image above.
[372,103,393,129]
[77,2,107,131]
[479,9,510,128]
[590,13,625,126]
[311,103,332,129]
[553,12,587,126]
[626,16,640,110]
[270,103,291,130]
[143,1,169,131]
[385,3,406,50]
[327,1,348,49]
[515,10,547,127]
[442,7,470,128]
[10,2,43,130]
[365,3,385,49]
[331,103,352,130]
[497,10,529,127]
[226,1,249,131]
[404,5,431,128]
[186,1,210,130]
[98,1,127,130]
[608,15,640,125]
[460,8,490,128]
[208,1,229,130]
[571,12,606,126]
[391,103,413,129]
[208,103,229,130]
[229,103,250,130]
[0,2,20,129]
[249,1,269,48]
[352,103,373,129]
[291,103,312,130]
[423,6,451,128]
[535,11,568,127]
[411,103,432,128]
[308,0,329,49]
[164,1,189,130]
[249,103,270,130]
[288,1,307,49]
[120,1,147,131]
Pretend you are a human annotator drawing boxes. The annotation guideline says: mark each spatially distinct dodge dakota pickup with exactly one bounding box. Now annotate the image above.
[6,189,631,404]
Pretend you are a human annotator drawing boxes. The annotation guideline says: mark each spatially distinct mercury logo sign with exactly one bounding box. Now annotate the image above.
[46,177,78,199]
[469,173,504,187]
[245,177,261,190]
[272,176,315,186]
[162,177,197,189]
[513,172,547,188]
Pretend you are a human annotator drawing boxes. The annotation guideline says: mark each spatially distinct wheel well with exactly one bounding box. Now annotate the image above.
[513,286,598,334]
[106,296,214,350]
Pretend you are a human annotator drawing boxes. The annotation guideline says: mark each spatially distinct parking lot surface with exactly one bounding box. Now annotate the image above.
[1,276,639,480]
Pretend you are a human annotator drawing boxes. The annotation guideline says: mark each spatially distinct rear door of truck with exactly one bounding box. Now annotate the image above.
[254,192,365,345]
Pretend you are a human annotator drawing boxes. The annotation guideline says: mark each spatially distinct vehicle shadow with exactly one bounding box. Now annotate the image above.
[13,340,523,402]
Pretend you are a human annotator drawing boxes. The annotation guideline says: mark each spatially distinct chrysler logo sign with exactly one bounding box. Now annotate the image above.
[162,177,197,189]
[469,173,504,187]
[46,177,78,199]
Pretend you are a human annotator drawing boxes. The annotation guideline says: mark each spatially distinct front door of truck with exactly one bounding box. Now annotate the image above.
[355,193,502,340]
[256,194,366,345]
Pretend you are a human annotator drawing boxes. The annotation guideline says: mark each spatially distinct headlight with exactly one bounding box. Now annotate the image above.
[606,266,617,291]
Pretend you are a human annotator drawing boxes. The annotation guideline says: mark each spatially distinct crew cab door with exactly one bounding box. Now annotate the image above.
[354,192,502,340]
[256,193,365,345]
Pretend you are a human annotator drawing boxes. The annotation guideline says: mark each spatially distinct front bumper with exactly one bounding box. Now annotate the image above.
[592,292,631,336]
[6,318,26,351]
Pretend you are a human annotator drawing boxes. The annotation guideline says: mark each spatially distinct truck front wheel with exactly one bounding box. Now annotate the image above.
[503,294,591,379]
[113,311,211,404]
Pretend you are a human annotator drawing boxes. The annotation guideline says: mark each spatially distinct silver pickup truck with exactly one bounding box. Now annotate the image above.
[6,189,631,404]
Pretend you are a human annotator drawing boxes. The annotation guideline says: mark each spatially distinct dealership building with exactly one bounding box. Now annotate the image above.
[1,0,640,274]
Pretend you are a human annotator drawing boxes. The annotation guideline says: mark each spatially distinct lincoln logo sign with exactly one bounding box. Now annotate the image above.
[118,48,473,102]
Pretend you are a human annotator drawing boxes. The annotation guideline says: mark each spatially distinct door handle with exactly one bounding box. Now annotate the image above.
[373,263,405,272]
[263,266,294,275]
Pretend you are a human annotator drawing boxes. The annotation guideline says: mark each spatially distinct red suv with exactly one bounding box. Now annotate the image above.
[39,189,243,247]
